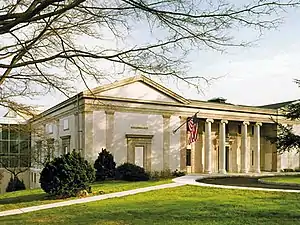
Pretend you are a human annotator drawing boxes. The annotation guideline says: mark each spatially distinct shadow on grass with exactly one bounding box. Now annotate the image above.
[199,177,300,190]
[0,193,49,205]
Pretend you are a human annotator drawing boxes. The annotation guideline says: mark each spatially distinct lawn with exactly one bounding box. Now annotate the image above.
[261,176,300,184]
[1,185,300,225]
[0,179,172,212]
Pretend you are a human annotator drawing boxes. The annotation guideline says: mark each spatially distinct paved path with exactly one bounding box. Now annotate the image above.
[0,182,184,217]
[172,172,300,193]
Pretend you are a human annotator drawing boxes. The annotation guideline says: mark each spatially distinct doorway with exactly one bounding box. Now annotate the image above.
[134,146,144,168]
[225,146,230,172]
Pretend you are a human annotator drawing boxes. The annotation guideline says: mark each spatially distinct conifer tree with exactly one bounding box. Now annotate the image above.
[272,79,300,153]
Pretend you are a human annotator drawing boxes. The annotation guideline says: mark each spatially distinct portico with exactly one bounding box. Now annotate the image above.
[187,118,270,174]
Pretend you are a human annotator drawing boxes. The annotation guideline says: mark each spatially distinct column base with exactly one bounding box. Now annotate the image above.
[204,170,212,174]
[241,169,249,173]
[254,169,261,173]
[218,169,227,174]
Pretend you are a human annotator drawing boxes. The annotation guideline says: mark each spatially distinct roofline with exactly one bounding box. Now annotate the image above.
[84,75,190,104]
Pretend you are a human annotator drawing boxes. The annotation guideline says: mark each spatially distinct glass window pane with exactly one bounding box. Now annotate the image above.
[0,140,8,153]
[10,140,19,153]
[10,125,19,140]
[10,156,19,168]
[20,155,30,167]
[20,140,29,154]
[1,125,9,140]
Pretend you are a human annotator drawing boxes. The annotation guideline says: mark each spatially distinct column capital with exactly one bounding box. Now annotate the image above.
[220,120,228,124]
[255,122,262,126]
[105,110,115,115]
[243,121,250,126]
[206,118,214,123]
[162,114,171,119]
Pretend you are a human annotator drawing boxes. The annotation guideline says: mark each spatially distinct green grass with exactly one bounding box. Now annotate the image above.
[261,176,300,184]
[1,185,300,225]
[0,179,172,212]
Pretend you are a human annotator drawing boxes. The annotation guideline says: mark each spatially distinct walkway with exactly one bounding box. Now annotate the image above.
[172,172,300,193]
[0,182,184,217]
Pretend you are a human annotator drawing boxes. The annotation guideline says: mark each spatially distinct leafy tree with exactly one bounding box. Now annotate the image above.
[0,1,300,113]
[40,151,95,197]
[94,148,116,181]
[270,79,300,153]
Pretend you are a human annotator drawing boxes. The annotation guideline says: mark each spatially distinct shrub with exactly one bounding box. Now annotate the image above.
[40,151,95,197]
[115,163,150,181]
[282,168,295,172]
[94,148,116,181]
[6,176,26,192]
[172,169,186,177]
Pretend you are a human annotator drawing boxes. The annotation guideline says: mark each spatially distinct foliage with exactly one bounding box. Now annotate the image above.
[40,151,95,197]
[150,169,186,180]
[171,169,186,177]
[281,168,295,172]
[115,163,149,181]
[1,1,300,114]
[5,176,26,192]
[94,148,116,181]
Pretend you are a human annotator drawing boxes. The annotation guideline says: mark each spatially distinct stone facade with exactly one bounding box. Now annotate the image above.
[0,75,299,193]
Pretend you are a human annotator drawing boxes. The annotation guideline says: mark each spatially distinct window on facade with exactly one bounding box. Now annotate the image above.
[251,150,254,166]
[63,119,69,130]
[47,139,55,160]
[0,124,30,168]
[62,136,71,154]
[186,149,191,166]
[46,124,53,134]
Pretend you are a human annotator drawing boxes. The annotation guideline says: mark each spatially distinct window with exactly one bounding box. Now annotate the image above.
[251,150,254,166]
[63,119,69,130]
[47,139,55,160]
[251,126,255,135]
[46,124,53,134]
[186,149,191,166]
[62,136,71,154]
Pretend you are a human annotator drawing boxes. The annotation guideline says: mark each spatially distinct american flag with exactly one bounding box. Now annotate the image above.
[188,116,198,144]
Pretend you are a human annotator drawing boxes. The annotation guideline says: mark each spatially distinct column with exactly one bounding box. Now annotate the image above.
[163,114,171,171]
[254,122,262,173]
[84,111,94,161]
[219,120,228,174]
[179,116,187,170]
[241,121,249,173]
[205,119,214,174]
[105,110,115,153]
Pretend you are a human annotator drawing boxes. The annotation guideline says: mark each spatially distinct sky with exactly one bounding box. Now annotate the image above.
[2,1,300,115]
[36,5,299,110]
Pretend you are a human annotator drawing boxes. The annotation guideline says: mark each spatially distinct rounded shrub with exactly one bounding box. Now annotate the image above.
[115,163,149,181]
[40,151,95,197]
[94,148,116,181]
[6,176,26,192]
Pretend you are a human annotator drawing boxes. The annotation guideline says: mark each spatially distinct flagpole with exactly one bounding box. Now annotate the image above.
[172,111,200,134]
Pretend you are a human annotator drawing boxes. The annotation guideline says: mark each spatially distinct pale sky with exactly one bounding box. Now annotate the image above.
[7,3,300,113]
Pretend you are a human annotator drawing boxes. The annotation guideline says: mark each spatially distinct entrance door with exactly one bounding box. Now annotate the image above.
[134,146,144,168]
[225,146,230,172]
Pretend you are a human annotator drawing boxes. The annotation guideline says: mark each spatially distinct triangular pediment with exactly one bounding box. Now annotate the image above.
[84,76,189,104]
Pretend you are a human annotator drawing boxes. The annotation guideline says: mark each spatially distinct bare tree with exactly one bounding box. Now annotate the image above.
[0,0,300,112]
